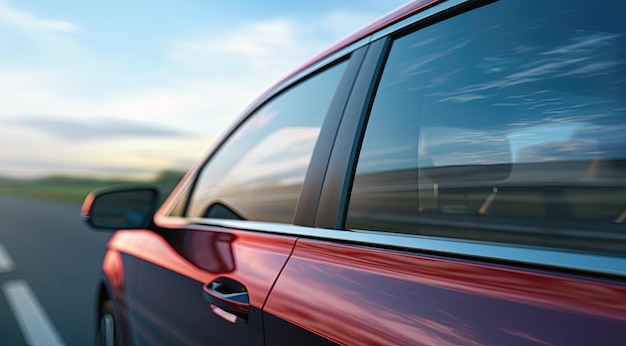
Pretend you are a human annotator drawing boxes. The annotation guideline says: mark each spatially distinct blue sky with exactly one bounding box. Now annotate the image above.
[0,0,406,178]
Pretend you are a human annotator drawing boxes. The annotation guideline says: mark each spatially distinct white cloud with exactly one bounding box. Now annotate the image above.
[0,0,78,33]
[154,15,362,134]
[0,68,76,116]
[168,8,386,76]
[217,19,294,58]
[168,18,304,77]
[164,9,389,113]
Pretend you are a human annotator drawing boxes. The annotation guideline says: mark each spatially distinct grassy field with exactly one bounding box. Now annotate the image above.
[0,170,187,205]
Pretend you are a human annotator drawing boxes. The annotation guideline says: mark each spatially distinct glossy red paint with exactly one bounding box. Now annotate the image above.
[138,231,217,284]
[102,250,124,291]
[102,230,154,294]
[114,226,296,309]
[80,192,95,220]
[265,239,626,345]
[106,230,153,258]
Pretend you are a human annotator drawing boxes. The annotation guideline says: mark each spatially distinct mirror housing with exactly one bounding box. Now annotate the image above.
[81,185,159,230]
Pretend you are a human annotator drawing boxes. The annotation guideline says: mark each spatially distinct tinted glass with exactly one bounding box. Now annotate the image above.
[347,0,626,256]
[188,61,347,223]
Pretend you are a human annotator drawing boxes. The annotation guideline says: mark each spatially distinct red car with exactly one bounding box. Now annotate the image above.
[82,0,626,344]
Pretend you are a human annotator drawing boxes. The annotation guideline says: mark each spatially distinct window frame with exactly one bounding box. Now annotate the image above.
[155,46,368,228]
[315,0,482,230]
[315,0,626,277]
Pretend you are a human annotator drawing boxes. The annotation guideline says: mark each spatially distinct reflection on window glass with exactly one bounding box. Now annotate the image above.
[188,61,347,223]
[347,0,626,256]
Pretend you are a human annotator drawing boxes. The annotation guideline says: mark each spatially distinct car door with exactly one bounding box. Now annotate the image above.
[264,0,626,344]
[123,50,365,345]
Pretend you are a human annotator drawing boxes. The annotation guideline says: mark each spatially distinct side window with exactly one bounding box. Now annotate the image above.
[187,61,348,223]
[347,0,626,256]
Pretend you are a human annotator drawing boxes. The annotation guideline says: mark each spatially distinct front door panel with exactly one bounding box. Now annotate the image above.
[128,226,296,345]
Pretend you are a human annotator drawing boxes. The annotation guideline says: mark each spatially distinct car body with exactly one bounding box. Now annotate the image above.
[81,0,626,345]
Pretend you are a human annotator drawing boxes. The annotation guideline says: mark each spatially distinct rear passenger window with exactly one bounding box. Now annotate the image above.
[347,0,626,256]
[188,61,347,223]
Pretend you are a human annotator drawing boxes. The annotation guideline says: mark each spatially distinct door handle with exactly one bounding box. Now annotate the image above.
[202,277,249,324]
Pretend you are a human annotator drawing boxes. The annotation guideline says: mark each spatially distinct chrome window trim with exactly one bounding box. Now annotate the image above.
[177,217,626,277]
[371,0,471,41]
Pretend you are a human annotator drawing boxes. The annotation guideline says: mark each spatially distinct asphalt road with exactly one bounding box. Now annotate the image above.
[0,195,112,345]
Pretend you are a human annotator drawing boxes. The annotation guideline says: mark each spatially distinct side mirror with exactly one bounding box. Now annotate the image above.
[81,185,159,230]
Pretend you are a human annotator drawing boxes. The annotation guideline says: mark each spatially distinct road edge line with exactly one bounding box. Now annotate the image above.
[2,279,65,346]
[0,242,15,273]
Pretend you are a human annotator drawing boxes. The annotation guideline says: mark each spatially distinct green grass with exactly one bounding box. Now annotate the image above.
[0,170,187,205]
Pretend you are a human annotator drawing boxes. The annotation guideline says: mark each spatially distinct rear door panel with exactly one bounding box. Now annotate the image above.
[264,238,626,345]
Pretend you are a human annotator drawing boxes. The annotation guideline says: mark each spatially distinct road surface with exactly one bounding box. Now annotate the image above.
[0,195,112,345]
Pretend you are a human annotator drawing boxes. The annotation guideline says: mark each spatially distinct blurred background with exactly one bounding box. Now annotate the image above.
[0,0,406,201]
[0,1,405,344]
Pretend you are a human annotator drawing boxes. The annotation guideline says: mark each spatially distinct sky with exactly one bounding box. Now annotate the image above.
[0,0,407,179]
